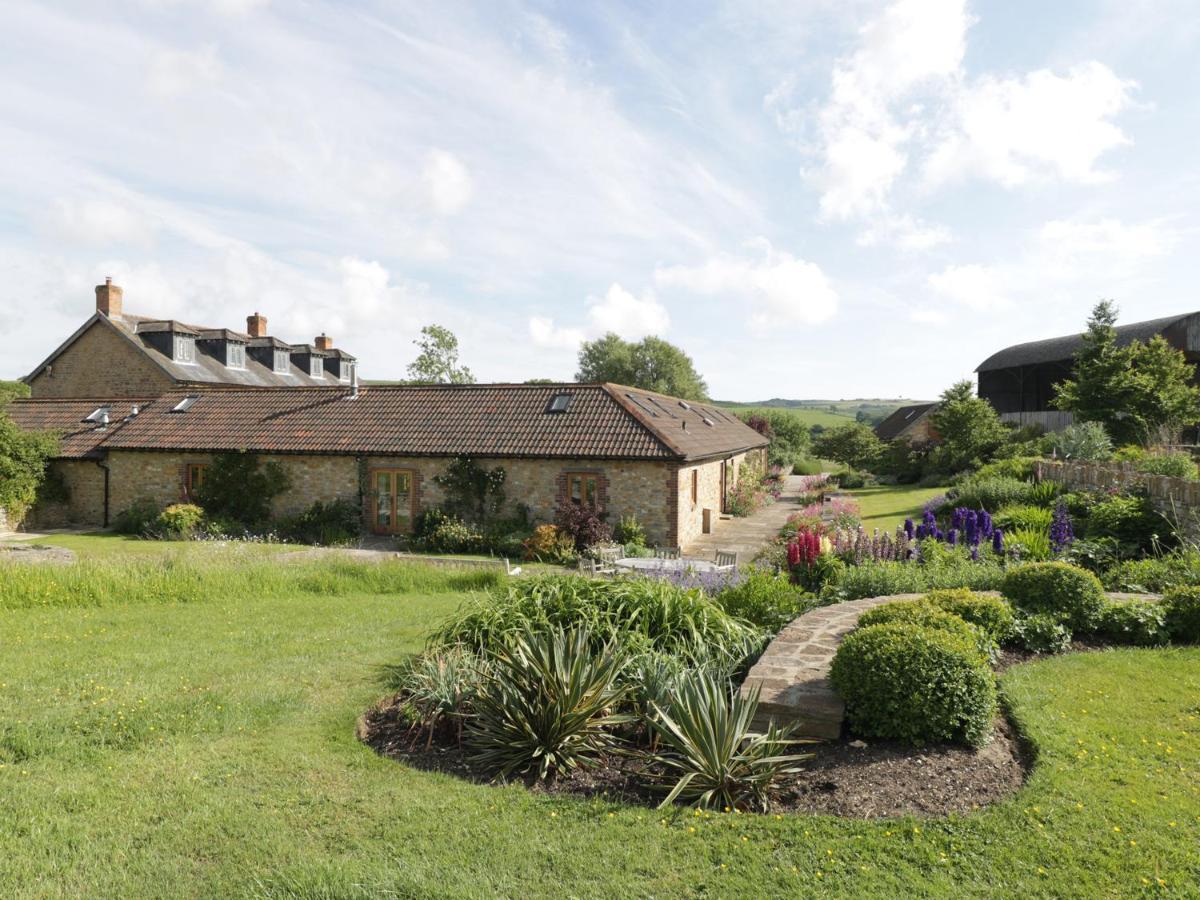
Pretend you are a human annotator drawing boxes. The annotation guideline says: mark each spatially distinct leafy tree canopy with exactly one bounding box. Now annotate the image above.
[194,452,290,527]
[929,380,1008,474]
[813,423,883,471]
[736,409,811,469]
[575,333,708,400]
[0,397,58,519]
[1054,301,1200,444]
[406,325,475,385]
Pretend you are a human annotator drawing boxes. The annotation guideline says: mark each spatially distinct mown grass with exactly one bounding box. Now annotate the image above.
[847,484,949,532]
[0,557,1197,897]
[4,531,304,560]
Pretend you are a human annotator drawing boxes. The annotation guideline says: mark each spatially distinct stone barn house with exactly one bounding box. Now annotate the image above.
[7,385,768,548]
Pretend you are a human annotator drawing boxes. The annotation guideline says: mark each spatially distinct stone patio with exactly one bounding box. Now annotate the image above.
[682,474,810,561]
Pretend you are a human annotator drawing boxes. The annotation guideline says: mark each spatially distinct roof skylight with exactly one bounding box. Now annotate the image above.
[171,395,199,413]
[547,392,572,413]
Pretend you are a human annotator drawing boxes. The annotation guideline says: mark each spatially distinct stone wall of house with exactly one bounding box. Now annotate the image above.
[22,460,108,529]
[27,320,173,399]
[1037,459,1200,533]
[100,450,681,544]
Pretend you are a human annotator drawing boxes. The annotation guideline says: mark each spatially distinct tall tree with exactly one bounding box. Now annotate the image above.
[1054,301,1200,444]
[575,333,708,400]
[813,423,883,470]
[0,399,58,521]
[929,380,1007,473]
[406,325,474,385]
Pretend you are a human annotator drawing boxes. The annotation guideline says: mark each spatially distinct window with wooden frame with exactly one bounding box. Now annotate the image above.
[691,469,699,505]
[184,463,208,500]
[566,472,599,509]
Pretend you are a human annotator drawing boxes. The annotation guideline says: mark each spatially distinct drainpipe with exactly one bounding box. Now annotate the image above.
[94,457,111,528]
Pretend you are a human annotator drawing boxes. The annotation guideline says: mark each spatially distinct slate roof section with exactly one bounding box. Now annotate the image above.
[5,398,157,459]
[22,313,356,389]
[976,314,1196,372]
[92,383,768,461]
[873,402,938,442]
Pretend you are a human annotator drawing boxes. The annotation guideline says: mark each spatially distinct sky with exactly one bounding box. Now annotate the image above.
[2,0,1198,400]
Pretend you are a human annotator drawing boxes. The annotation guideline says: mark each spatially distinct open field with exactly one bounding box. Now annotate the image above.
[0,555,1196,897]
[715,404,857,429]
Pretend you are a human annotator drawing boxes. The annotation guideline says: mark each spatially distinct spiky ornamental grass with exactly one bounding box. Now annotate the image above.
[466,628,633,780]
[646,674,810,812]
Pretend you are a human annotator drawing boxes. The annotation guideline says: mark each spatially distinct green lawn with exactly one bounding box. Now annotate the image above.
[0,556,1196,897]
[846,484,948,532]
[2,531,305,560]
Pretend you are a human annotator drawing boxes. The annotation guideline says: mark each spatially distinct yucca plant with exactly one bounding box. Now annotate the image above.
[467,627,633,780]
[394,645,487,748]
[645,673,810,811]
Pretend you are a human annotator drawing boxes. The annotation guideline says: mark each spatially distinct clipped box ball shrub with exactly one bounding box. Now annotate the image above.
[1096,598,1169,646]
[1001,562,1105,631]
[1162,586,1200,643]
[856,600,993,658]
[830,623,997,747]
[923,589,1016,644]
[1010,613,1072,654]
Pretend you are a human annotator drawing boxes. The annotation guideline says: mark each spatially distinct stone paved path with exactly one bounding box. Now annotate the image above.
[682,474,810,561]
[741,589,1161,740]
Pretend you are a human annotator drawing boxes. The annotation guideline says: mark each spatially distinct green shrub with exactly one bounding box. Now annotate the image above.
[973,457,1040,481]
[833,470,869,489]
[193,452,289,527]
[430,576,765,668]
[277,499,362,546]
[1007,526,1052,561]
[645,673,809,811]
[154,503,205,538]
[466,628,632,779]
[1026,481,1061,508]
[830,623,997,747]
[1085,494,1166,555]
[819,552,1005,602]
[995,504,1054,532]
[1102,553,1200,593]
[417,517,486,554]
[112,498,161,536]
[1096,598,1169,646]
[613,515,647,548]
[1135,452,1199,480]
[857,600,990,653]
[713,570,813,631]
[1001,562,1105,631]
[1051,422,1113,462]
[1162,586,1200,643]
[951,477,1039,513]
[1010,613,1072,654]
[521,524,576,563]
[923,589,1015,643]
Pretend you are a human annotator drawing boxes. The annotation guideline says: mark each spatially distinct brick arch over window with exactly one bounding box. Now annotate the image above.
[556,469,610,511]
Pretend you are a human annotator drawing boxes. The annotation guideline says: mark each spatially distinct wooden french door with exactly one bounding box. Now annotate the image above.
[720,458,734,514]
[369,468,414,534]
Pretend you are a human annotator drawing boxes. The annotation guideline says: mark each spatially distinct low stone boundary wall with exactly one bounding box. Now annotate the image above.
[1037,459,1200,526]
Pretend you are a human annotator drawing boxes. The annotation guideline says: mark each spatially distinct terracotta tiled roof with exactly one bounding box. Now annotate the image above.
[5,398,157,459]
[87,383,767,461]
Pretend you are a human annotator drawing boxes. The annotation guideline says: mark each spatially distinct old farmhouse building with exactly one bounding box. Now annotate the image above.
[6,281,767,547]
[976,311,1200,432]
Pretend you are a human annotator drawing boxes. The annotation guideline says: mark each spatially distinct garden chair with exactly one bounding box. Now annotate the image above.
[653,546,681,560]
[713,549,738,571]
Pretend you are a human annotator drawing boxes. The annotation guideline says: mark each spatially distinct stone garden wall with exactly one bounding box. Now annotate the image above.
[1037,459,1200,530]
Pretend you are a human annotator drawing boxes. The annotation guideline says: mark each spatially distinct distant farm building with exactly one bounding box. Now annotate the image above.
[976,312,1200,432]
[873,402,938,444]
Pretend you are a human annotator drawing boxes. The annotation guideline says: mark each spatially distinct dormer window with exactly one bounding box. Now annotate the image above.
[227,343,246,370]
[310,357,324,377]
[273,350,289,373]
[84,405,111,424]
[340,361,354,383]
[173,335,196,364]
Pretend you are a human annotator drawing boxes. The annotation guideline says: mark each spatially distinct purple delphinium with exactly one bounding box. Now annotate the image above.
[1049,499,1074,555]
[904,517,914,540]
[947,528,958,546]
[993,528,1004,554]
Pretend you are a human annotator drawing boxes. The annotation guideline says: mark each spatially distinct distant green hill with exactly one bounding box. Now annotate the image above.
[714,398,931,429]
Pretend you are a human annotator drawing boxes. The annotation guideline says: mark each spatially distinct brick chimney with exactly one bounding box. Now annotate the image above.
[315,333,333,351]
[96,277,123,318]
[247,312,268,338]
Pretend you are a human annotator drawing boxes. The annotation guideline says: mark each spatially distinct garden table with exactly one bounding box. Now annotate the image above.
[613,557,719,573]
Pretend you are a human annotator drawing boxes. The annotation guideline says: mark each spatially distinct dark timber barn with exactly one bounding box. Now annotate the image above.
[976,312,1200,431]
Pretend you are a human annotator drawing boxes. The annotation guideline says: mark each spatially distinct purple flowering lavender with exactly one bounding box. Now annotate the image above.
[1049,500,1074,554]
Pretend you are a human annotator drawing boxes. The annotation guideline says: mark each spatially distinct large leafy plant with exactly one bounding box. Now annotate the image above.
[645,673,809,811]
[466,628,632,780]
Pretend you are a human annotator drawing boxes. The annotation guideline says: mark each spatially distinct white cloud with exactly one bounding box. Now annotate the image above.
[857,213,952,250]
[586,283,669,338]
[421,150,474,217]
[655,239,838,330]
[925,63,1136,187]
[781,0,1136,242]
[1036,216,1177,272]
[42,197,160,246]
[146,45,222,98]
[926,263,1009,310]
[528,315,586,349]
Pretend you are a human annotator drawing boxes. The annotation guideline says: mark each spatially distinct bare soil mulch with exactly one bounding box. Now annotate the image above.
[358,695,1032,820]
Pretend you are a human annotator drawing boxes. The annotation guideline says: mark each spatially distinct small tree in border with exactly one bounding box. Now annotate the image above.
[193,452,290,528]
[433,456,507,527]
